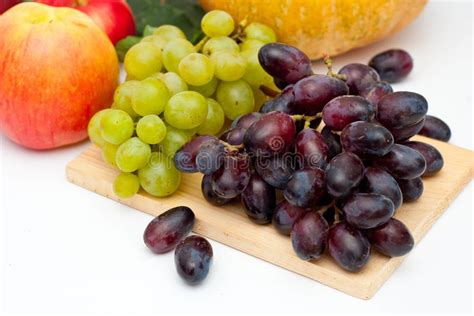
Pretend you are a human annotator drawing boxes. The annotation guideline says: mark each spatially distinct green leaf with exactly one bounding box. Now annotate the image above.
[115,36,142,62]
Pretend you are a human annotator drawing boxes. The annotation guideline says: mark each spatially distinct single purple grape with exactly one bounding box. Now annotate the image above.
[397,177,424,202]
[201,174,233,206]
[368,49,413,83]
[377,91,428,129]
[338,63,380,94]
[291,212,329,260]
[241,173,276,224]
[418,115,451,142]
[359,81,393,105]
[366,218,414,257]
[174,236,213,283]
[342,193,395,229]
[403,141,444,176]
[325,152,364,199]
[272,200,309,235]
[174,136,217,173]
[322,95,375,131]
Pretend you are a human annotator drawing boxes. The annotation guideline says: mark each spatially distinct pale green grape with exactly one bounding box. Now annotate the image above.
[160,125,194,158]
[210,50,246,82]
[252,85,269,112]
[241,48,273,86]
[113,173,140,198]
[113,80,140,118]
[162,38,196,73]
[100,109,134,145]
[124,42,162,80]
[189,76,218,97]
[116,137,152,173]
[140,35,169,51]
[152,72,188,96]
[131,78,170,116]
[136,115,167,145]
[88,109,112,147]
[201,10,235,37]
[216,80,255,120]
[239,39,265,52]
[102,142,119,166]
[202,36,239,56]
[244,22,276,43]
[152,25,186,41]
[197,98,225,135]
[164,91,208,130]
[178,53,214,86]
[138,152,181,197]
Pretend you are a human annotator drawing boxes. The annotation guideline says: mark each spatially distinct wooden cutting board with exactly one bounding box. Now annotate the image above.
[66,135,474,299]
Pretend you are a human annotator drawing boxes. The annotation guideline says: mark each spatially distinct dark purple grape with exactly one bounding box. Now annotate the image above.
[292,74,349,115]
[325,152,364,199]
[241,173,276,224]
[341,121,394,157]
[328,222,371,272]
[196,139,225,175]
[366,218,414,257]
[260,85,295,114]
[294,128,328,169]
[321,126,342,159]
[360,167,402,210]
[174,136,217,173]
[338,63,380,94]
[272,200,309,235]
[174,235,213,284]
[389,118,425,142]
[231,112,262,129]
[377,91,428,129]
[342,193,394,229]
[397,177,424,202]
[220,127,246,146]
[291,212,329,260]
[322,207,337,226]
[284,167,326,208]
[403,141,444,176]
[372,144,426,179]
[322,95,375,131]
[418,115,451,142]
[274,77,289,90]
[368,49,413,83]
[201,174,233,206]
[143,206,195,254]
[211,153,251,199]
[254,155,294,189]
[258,43,313,84]
[244,111,296,156]
[359,81,393,105]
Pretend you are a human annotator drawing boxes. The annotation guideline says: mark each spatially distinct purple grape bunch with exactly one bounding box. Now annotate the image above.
[173,43,451,272]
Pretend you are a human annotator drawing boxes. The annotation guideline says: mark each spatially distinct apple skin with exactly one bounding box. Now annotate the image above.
[37,0,136,44]
[0,2,119,149]
[0,0,21,14]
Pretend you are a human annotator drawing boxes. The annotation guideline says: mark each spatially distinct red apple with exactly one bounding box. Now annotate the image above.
[37,0,136,44]
[0,2,119,149]
[0,0,21,13]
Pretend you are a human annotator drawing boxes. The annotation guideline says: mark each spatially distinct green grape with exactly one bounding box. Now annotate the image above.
[164,91,208,130]
[189,76,218,97]
[136,115,167,145]
[102,142,119,166]
[131,78,170,116]
[162,38,196,73]
[202,36,239,56]
[241,48,273,86]
[197,98,225,135]
[216,80,255,120]
[239,39,265,52]
[152,72,188,96]
[115,137,152,172]
[178,53,215,86]
[160,125,194,158]
[201,10,235,37]
[88,109,112,147]
[100,109,134,145]
[140,35,169,51]
[113,80,140,118]
[252,85,269,112]
[152,25,186,42]
[210,50,246,82]
[113,172,140,199]
[138,152,181,197]
[244,22,276,43]
[124,42,162,80]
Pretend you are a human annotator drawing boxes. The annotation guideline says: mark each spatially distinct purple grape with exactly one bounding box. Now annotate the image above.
[284,167,326,208]
[254,155,294,189]
[322,95,375,131]
[174,135,217,173]
[231,112,262,129]
[294,128,328,169]
[274,77,289,89]
[241,173,276,224]
[368,49,413,83]
[372,144,426,179]
[201,174,233,206]
[418,115,451,142]
[360,167,402,210]
[341,121,394,158]
[359,81,393,105]
[260,85,295,114]
[377,91,428,129]
[292,74,349,115]
[291,212,329,260]
[403,141,444,176]
[342,193,395,229]
[143,206,195,254]
[272,200,309,235]
[325,152,364,199]
[258,43,313,84]
[366,218,414,257]
[321,126,342,159]
[220,127,246,146]
[211,153,251,199]
[196,139,225,175]
[389,118,425,142]
[397,177,424,202]
[174,235,213,284]
[328,222,371,272]
[338,63,380,94]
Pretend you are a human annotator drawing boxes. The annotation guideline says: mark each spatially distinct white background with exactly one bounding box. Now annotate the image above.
[1,2,473,315]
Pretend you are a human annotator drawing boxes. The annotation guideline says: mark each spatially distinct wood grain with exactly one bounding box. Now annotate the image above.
[66,136,474,299]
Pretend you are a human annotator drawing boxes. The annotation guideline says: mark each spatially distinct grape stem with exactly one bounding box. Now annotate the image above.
[231,16,248,42]
[291,114,321,128]
[323,54,347,81]
[195,36,210,52]
[220,140,243,152]
[259,85,279,97]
